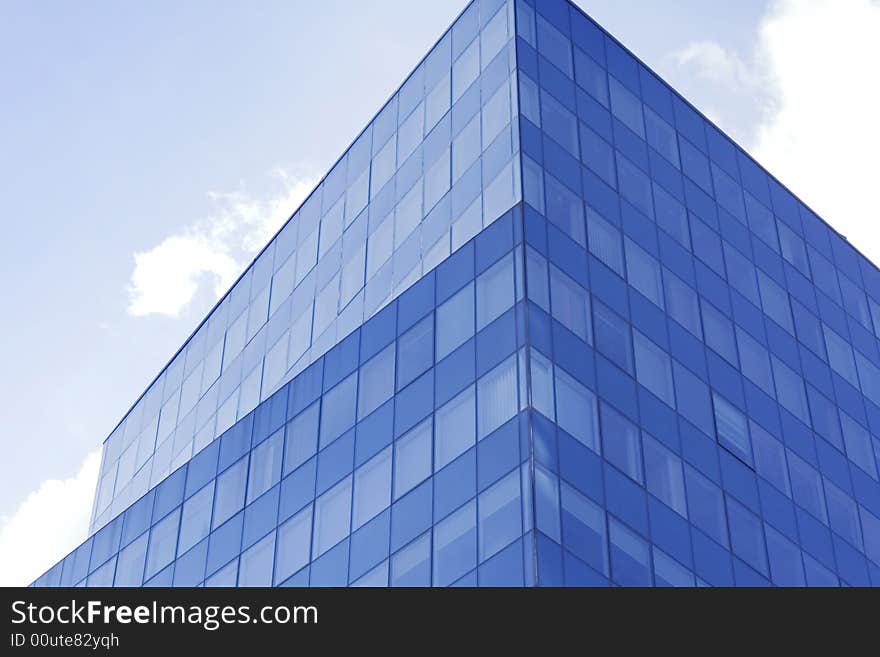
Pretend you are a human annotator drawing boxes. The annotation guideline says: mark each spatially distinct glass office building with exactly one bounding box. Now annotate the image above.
[33,0,880,587]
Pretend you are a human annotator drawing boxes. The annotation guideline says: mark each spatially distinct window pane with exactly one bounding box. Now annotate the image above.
[392,533,431,587]
[394,419,432,499]
[625,238,664,309]
[587,208,624,276]
[600,403,642,483]
[608,77,644,138]
[751,421,790,495]
[435,385,476,469]
[477,355,518,439]
[247,429,283,503]
[358,345,395,420]
[320,372,358,447]
[560,481,608,575]
[313,475,352,557]
[554,367,599,452]
[593,300,633,374]
[713,394,751,463]
[839,412,878,479]
[213,457,248,529]
[353,446,392,529]
[545,175,586,246]
[787,451,827,523]
[398,316,434,390]
[238,531,275,587]
[526,246,550,311]
[771,356,810,424]
[701,301,737,365]
[550,265,591,343]
[275,504,313,584]
[437,282,475,360]
[476,253,515,330]
[609,517,651,586]
[178,482,214,555]
[145,507,180,581]
[433,500,477,586]
[478,470,522,561]
[530,350,555,421]
[643,435,686,517]
[284,402,319,475]
[685,465,728,547]
[633,331,675,407]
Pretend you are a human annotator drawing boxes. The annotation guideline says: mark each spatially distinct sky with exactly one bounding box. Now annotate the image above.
[0,0,878,586]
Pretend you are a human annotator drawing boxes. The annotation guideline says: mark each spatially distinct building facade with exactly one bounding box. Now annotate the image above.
[33,0,880,587]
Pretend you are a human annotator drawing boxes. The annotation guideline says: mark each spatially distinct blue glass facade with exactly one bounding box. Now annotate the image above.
[34,0,880,586]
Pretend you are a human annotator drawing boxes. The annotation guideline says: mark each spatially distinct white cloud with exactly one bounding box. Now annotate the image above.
[127,166,319,317]
[672,40,756,89]
[0,449,100,586]
[753,0,880,264]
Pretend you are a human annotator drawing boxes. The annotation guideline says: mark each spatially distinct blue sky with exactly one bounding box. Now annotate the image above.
[1,0,878,585]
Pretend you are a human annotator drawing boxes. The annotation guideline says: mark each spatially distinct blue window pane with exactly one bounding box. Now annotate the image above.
[587,208,624,276]
[644,106,679,167]
[574,48,608,105]
[433,499,477,586]
[633,330,675,407]
[554,366,599,452]
[275,504,312,585]
[765,524,805,586]
[477,252,515,330]
[320,373,357,447]
[353,446,392,530]
[178,482,214,555]
[358,345,396,421]
[545,175,586,247]
[601,402,643,483]
[284,402,319,475]
[685,465,728,547]
[535,465,561,542]
[247,429,283,504]
[437,282,475,360]
[392,533,431,587]
[530,349,555,421]
[625,238,664,309]
[593,300,633,374]
[771,356,810,425]
[238,531,275,587]
[550,264,592,343]
[536,14,572,76]
[664,272,700,336]
[478,470,522,561]
[823,325,859,387]
[736,327,773,394]
[560,481,609,575]
[477,355,518,439]
[435,385,476,470]
[701,301,738,365]
[787,451,827,523]
[398,316,434,390]
[839,412,878,479]
[609,517,651,586]
[608,77,644,138]
[313,475,352,557]
[114,533,148,587]
[394,418,432,500]
[758,271,793,333]
[541,90,578,156]
[751,421,790,495]
[713,393,751,463]
[824,480,863,549]
[526,246,550,311]
[653,548,695,587]
[212,457,248,530]
[643,435,687,517]
[727,496,767,575]
[144,507,180,582]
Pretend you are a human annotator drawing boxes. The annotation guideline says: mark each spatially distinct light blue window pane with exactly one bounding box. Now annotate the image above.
[358,345,396,421]
[608,76,644,138]
[519,73,541,126]
[178,481,214,555]
[803,553,838,587]
[778,221,810,274]
[205,559,238,587]
[477,355,518,439]
[653,184,689,247]
[663,271,700,336]
[685,465,728,547]
[573,48,608,106]
[587,208,624,276]
[724,243,760,305]
[247,429,283,503]
[545,174,585,246]
[313,475,352,558]
[855,352,880,407]
[825,480,863,549]
[535,465,561,542]
[435,385,476,470]
[352,560,389,587]
[823,325,859,388]
[751,421,790,496]
[437,282,475,360]
[238,531,275,587]
[713,393,751,462]
[643,435,687,517]
[554,366,599,452]
[861,506,880,565]
[601,403,643,483]
[426,74,451,132]
[212,457,248,530]
[653,548,694,587]
[633,330,675,407]
[453,115,481,182]
[482,78,511,147]
[593,300,633,374]
[284,402,319,475]
[392,533,431,587]
[425,149,450,211]
[701,301,738,365]
[476,252,515,330]
[522,155,545,212]
[274,504,312,584]
[452,38,479,101]
[788,450,827,523]
[478,470,522,561]
[758,270,793,333]
[550,264,591,343]
[433,499,477,586]
[736,327,773,395]
[525,246,550,311]
[144,507,180,582]
[644,106,679,166]
[536,14,572,76]
[530,350,555,421]
[771,356,810,425]
[727,497,767,575]
[617,152,654,219]
[353,446,392,530]
[394,418,432,499]
[560,481,608,576]
[839,412,878,479]
[625,238,664,309]
[609,517,651,585]
[320,373,357,447]
[115,533,148,587]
